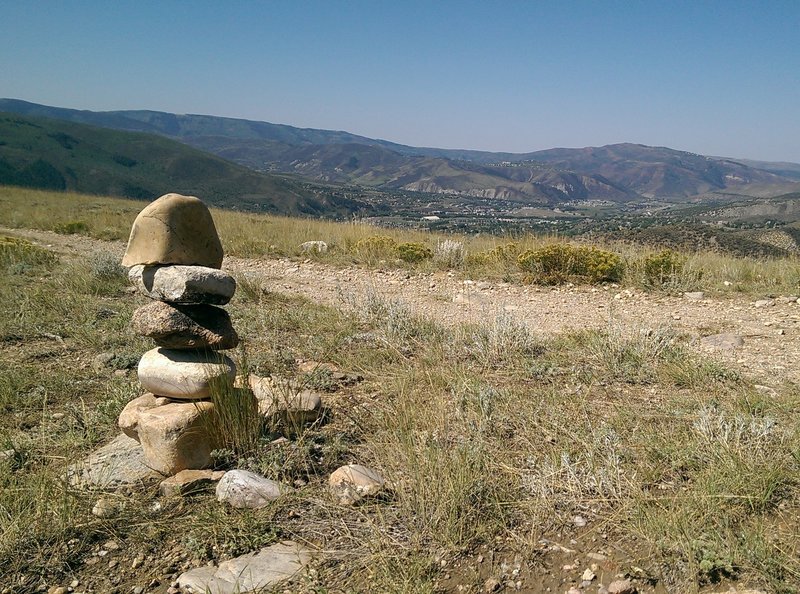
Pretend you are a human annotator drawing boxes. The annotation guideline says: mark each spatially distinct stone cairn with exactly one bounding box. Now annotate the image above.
[117,193,239,475]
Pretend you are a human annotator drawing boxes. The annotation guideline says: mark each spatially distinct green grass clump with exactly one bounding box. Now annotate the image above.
[642,249,686,285]
[53,220,89,235]
[0,236,58,272]
[396,241,432,263]
[517,243,623,284]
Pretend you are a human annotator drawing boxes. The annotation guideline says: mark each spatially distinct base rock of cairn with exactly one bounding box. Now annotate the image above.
[117,193,239,475]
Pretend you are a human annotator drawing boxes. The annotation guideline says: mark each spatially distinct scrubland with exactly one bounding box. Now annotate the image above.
[0,187,798,593]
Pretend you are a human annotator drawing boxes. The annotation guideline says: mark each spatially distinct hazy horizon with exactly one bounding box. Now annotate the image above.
[2,1,799,162]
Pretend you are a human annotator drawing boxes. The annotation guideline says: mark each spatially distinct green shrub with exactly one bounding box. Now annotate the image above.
[354,235,398,261]
[54,220,89,235]
[397,242,432,263]
[517,243,623,284]
[642,249,687,286]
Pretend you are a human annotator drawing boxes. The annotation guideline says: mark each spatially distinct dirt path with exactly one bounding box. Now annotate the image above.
[6,226,799,386]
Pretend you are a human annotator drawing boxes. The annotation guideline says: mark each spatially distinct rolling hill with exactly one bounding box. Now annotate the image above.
[1,98,798,204]
[0,112,371,216]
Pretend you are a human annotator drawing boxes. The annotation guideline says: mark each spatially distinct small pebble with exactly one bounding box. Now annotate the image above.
[91,498,119,518]
[131,554,144,569]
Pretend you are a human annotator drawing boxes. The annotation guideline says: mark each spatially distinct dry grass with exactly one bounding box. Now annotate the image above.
[0,187,799,592]
[4,186,800,297]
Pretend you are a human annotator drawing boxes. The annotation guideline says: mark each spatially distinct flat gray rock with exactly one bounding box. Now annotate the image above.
[177,541,314,594]
[132,301,239,350]
[67,434,159,489]
[129,264,236,305]
[700,333,744,350]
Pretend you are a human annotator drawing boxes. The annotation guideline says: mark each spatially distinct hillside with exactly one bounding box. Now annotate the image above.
[0,111,371,216]
[523,143,790,198]
[4,99,797,205]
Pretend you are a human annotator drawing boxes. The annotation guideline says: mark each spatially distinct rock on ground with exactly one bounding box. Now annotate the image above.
[160,469,226,497]
[216,469,289,508]
[329,463,385,505]
[177,541,314,594]
[607,579,637,594]
[128,264,236,305]
[67,434,158,489]
[248,374,322,424]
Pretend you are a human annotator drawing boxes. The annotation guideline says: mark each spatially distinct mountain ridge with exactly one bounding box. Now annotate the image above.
[1,98,797,204]
[0,110,371,217]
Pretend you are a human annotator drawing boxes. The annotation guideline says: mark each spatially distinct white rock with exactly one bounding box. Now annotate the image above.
[683,291,705,300]
[299,241,328,254]
[137,347,236,400]
[754,299,775,308]
[248,375,322,423]
[216,469,289,508]
[329,464,385,505]
[92,497,120,518]
[177,541,313,594]
[129,264,236,305]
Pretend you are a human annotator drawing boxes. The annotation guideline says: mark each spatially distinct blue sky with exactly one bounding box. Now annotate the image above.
[2,1,799,161]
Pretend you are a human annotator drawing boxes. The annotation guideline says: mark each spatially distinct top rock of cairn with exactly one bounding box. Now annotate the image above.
[122,193,224,269]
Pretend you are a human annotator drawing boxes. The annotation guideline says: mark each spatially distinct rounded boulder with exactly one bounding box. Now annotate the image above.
[122,193,224,268]
[137,347,236,400]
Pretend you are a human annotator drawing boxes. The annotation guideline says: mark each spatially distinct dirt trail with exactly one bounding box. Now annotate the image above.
[6,226,799,386]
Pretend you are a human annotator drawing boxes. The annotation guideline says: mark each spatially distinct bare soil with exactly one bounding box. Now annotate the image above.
[8,226,793,387]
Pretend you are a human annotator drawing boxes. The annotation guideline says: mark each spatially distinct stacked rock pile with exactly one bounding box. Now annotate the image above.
[117,193,239,475]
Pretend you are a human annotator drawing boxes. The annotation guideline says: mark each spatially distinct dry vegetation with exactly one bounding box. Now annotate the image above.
[0,187,799,593]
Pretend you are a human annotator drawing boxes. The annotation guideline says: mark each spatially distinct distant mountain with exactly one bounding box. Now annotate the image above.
[720,158,800,181]
[0,111,370,216]
[523,144,792,198]
[1,99,797,204]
